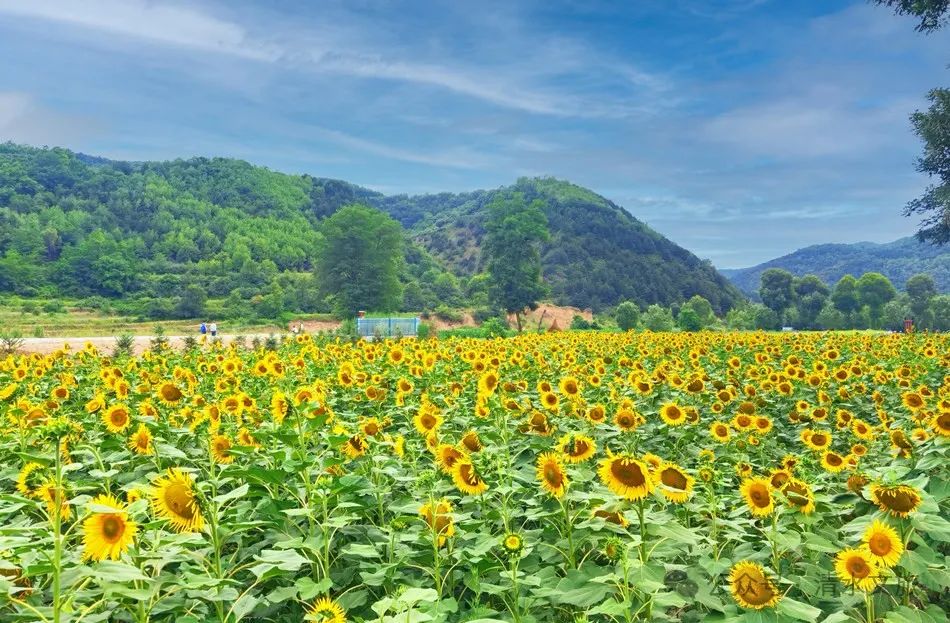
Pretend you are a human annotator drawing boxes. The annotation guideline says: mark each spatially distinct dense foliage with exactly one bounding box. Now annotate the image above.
[0,331,947,622]
[403,177,743,314]
[315,205,404,318]
[0,144,743,319]
[723,237,950,296]
[745,269,950,332]
[0,145,461,322]
[483,192,550,331]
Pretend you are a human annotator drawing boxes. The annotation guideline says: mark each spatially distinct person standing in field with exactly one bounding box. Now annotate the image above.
[200,322,207,335]
[210,322,217,337]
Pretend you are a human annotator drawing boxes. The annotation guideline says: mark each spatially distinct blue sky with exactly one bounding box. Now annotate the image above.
[0,0,946,267]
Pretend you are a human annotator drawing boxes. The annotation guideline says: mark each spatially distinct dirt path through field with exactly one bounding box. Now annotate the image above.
[15,334,279,355]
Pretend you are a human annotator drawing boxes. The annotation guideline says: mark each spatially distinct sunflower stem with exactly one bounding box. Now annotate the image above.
[509,555,522,623]
[561,496,576,568]
[52,434,63,623]
[866,591,875,623]
[770,511,781,575]
[637,499,646,563]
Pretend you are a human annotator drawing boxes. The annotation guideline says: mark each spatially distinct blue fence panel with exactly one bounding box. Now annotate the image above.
[356,317,419,337]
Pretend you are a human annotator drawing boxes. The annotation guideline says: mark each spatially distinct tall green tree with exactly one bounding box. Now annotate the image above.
[483,192,550,331]
[759,269,795,324]
[794,274,830,329]
[684,294,715,327]
[857,272,898,328]
[615,301,640,331]
[832,275,861,316]
[315,204,404,318]
[873,1,949,243]
[929,294,950,330]
[906,89,950,244]
[906,273,937,325]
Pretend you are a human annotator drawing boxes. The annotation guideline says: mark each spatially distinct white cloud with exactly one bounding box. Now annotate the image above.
[703,96,917,159]
[0,0,667,119]
[311,126,498,170]
[0,0,279,60]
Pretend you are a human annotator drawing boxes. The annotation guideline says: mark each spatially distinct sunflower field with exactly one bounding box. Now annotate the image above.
[1,331,948,623]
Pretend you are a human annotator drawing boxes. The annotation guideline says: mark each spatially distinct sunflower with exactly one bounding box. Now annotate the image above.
[782,478,815,514]
[452,459,488,495]
[710,421,731,443]
[656,462,694,503]
[103,404,131,433]
[598,454,654,501]
[728,561,781,610]
[435,444,466,473]
[847,473,869,496]
[870,483,922,518]
[557,433,596,463]
[740,477,774,517]
[593,508,629,527]
[128,423,153,455]
[419,499,454,546]
[82,494,137,561]
[151,468,204,532]
[211,434,235,464]
[587,404,607,425]
[540,391,560,412]
[821,451,847,473]
[536,452,568,498]
[559,376,581,398]
[342,434,367,459]
[359,417,383,438]
[460,430,482,453]
[862,519,903,567]
[156,382,184,405]
[502,533,524,555]
[16,462,44,496]
[931,411,950,437]
[614,408,641,432]
[835,548,881,592]
[37,477,71,520]
[659,402,686,426]
[803,428,832,451]
[307,596,346,623]
[413,407,443,436]
[901,391,925,411]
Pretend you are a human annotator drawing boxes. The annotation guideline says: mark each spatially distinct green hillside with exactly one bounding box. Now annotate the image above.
[722,237,950,295]
[0,143,742,317]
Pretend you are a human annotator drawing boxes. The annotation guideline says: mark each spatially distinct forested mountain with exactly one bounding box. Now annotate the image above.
[722,237,950,296]
[0,143,742,316]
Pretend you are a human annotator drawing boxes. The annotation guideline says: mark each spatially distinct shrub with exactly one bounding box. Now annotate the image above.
[615,301,640,331]
[42,300,65,314]
[570,315,591,330]
[112,334,135,358]
[641,304,675,332]
[416,322,433,340]
[481,317,511,338]
[435,305,463,323]
[0,331,24,355]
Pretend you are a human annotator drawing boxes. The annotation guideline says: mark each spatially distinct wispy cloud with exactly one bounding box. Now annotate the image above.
[0,0,279,60]
[0,0,668,119]
[311,126,499,170]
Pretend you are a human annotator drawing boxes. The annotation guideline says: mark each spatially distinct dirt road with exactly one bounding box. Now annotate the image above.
[15,334,281,355]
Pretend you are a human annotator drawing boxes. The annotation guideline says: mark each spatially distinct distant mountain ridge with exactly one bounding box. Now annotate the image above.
[0,143,743,314]
[722,237,950,294]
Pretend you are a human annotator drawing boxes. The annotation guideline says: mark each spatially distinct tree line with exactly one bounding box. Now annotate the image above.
[753,268,948,331]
